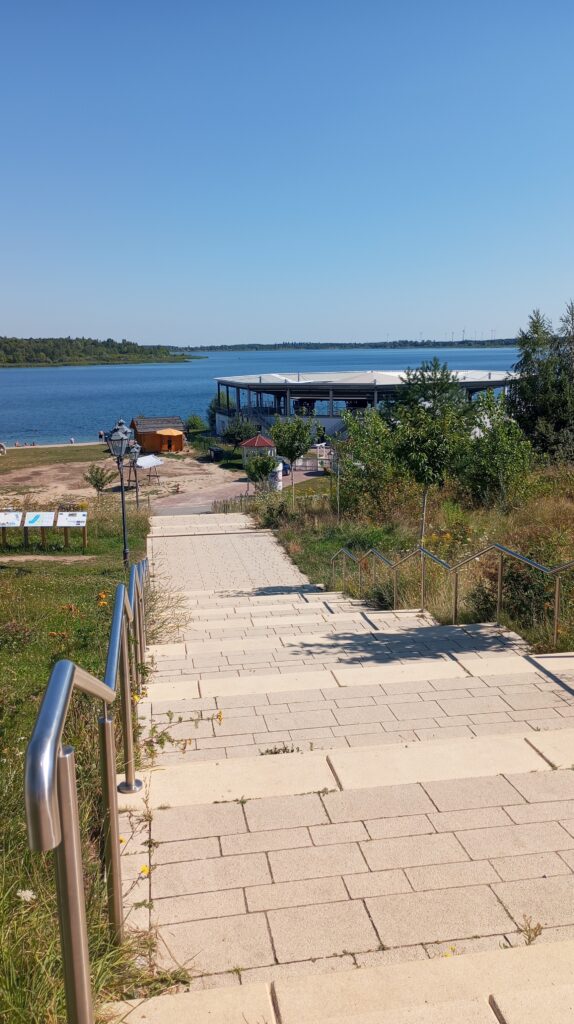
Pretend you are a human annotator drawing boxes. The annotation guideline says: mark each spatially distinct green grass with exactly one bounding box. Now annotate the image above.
[252,465,574,653]
[0,498,161,1022]
[0,443,108,474]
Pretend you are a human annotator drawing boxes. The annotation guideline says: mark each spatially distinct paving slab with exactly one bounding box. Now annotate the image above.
[525,727,574,768]
[268,899,379,962]
[200,669,337,697]
[328,735,547,790]
[491,985,574,1024]
[273,941,574,1023]
[156,912,275,972]
[105,983,277,1024]
[117,750,337,809]
[493,874,574,927]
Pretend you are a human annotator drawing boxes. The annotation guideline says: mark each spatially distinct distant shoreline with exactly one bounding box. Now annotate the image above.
[0,357,198,369]
[182,340,517,353]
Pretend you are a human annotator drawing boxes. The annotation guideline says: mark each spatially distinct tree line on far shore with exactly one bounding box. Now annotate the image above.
[0,336,188,365]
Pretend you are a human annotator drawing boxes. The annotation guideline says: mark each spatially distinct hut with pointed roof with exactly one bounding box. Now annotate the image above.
[239,433,277,466]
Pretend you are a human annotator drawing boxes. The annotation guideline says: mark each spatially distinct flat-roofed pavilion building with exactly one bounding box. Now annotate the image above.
[213,369,514,437]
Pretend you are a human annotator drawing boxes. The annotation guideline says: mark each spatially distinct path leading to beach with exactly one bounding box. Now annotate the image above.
[110,512,574,1023]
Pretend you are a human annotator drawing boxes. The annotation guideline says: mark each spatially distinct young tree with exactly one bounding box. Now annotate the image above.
[390,360,470,539]
[271,415,313,508]
[336,408,394,518]
[396,358,470,417]
[84,464,116,496]
[222,416,258,453]
[186,413,207,437]
[507,305,574,457]
[460,391,533,507]
[245,453,278,492]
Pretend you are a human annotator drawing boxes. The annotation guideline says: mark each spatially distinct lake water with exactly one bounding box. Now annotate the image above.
[0,346,518,445]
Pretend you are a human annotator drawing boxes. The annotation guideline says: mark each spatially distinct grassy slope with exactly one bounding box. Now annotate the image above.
[0,499,152,1022]
[271,466,574,652]
[0,443,108,474]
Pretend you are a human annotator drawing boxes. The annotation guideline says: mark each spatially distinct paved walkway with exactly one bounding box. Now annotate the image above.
[111,513,574,1023]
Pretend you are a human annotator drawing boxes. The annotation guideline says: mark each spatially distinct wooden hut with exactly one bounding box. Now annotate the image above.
[239,433,277,466]
[130,416,185,453]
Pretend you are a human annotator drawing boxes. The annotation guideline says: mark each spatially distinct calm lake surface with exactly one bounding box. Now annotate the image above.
[0,347,518,445]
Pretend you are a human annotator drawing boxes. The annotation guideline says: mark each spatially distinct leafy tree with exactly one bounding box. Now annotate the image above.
[245,453,278,492]
[395,358,470,418]
[271,416,313,508]
[84,464,116,495]
[186,413,207,436]
[207,393,235,432]
[507,305,574,457]
[222,416,258,453]
[336,408,394,518]
[390,362,469,540]
[459,391,533,507]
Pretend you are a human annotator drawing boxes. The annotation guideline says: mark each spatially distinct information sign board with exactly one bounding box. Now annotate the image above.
[24,511,55,527]
[0,511,22,527]
[57,511,88,528]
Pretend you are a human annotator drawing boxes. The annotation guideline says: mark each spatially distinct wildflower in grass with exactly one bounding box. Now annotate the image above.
[98,599,108,607]
[17,889,37,903]
[98,591,108,600]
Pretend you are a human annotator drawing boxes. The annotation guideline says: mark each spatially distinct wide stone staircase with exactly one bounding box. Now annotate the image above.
[109,514,574,1023]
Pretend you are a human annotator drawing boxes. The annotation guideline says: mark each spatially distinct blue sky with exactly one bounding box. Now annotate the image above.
[1,1,572,345]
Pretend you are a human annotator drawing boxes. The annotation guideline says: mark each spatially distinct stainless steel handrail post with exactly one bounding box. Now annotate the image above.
[553,575,561,649]
[420,550,426,610]
[54,746,94,1024]
[358,558,362,596]
[393,569,398,610]
[452,571,459,624]
[98,714,124,941]
[496,551,504,622]
[117,616,143,794]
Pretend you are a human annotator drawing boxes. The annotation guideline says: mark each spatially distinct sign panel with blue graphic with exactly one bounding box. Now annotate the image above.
[24,511,55,527]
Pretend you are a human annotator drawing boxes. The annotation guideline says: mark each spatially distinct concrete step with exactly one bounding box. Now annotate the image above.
[118,728,565,811]
[104,915,574,1023]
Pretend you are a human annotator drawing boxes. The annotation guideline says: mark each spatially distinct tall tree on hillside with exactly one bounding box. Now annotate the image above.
[507,305,574,458]
[271,415,313,508]
[336,408,394,518]
[390,361,469,540]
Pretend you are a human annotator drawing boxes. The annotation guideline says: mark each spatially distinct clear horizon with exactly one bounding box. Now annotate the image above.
[1,2,573,345]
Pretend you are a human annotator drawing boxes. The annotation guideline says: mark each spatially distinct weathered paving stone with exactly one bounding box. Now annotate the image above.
[153,852,271,897]
[268,900,379,962]
[344,869,411,898]
[269,842,367,882]
[323,784,434,823]
[505,770,574,803]
[151,802,246,842]
[366,885,513,946]
[157,913,274,972]
[361,833,468,871]
[152,888,246,925]
[364,814,434,839]
[422,775,524,811]
[405,859,499,891]
[455,821,573,860]
[493,874,574,927]
[244,793,329,831]
[245,876,348,911]
[490,851,572,881]
[220,827,311,856]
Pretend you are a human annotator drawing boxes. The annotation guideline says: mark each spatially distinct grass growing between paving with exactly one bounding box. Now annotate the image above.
[0,498,172,1022]
[246,465,574,653]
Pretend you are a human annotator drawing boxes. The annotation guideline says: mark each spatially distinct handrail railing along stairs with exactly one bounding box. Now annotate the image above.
[331,543,574,649]
[24,558,149,1024]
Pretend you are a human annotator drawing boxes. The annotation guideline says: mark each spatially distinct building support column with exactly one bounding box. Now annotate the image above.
[328,390,334,417]
[286,389,291,417]
[236,387,241,414]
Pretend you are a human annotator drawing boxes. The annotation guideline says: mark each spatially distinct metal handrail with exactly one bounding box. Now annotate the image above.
[24,556,149,1024]
[332,542,574,649]
[331,547,363,592]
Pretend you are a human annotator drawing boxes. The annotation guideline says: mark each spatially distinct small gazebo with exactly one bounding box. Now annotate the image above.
[240,433,277,466]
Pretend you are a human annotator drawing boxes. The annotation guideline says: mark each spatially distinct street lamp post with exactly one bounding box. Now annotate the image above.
[107,419,131,568]
[128,442,141,510]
